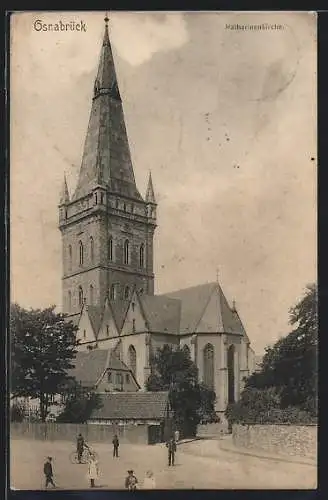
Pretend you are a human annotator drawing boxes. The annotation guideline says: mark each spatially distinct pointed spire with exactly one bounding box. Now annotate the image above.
[146,171,156,204]
[60,173,70,205]
[94,13,121,101]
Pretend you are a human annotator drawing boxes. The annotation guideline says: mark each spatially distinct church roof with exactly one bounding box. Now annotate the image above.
[110,300,130,331]
[86,305,103,336]
[163,282,245,335]
[73,17,142,201]
[90,391,170,421]
[140,295,181,334]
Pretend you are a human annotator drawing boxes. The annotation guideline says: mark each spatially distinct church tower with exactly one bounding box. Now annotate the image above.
[59,16,157,316]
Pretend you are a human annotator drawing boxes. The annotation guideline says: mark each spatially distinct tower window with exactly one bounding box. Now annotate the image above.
[83,329,86,339]
[123,203,126,212]
[109,237,113,262]
[128,345,137,377]
[124,240,129,265]
[89,284,94,305]
[131,204,134,213]
[106,324,109,336]
[68,245,72,272]
[139,244,145,268]
[132,302,135,312]
[68,291,72,311]
[115,199,119,209]
[79,241,84,266]
[110,284,116,300]
[90,237,94,264]
[78,286,84,308]
[132,318,136,332]
[100,193,104,204]
[124,286,130,300]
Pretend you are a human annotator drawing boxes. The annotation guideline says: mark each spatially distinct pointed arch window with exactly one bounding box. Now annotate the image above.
[68,291,72,311]
[139,244,145,268]
[68,245,72,272]
[78,286,84,308]
[124,286,130,300]
[110,284,116,300]
[108,237,113,262]
[89,285,94,305]
[128,345,137,377]
[90,237,94,264]
[79,241,84,266]
[203,343,215,390]
[227,345,235,404]
[124,240,129,265]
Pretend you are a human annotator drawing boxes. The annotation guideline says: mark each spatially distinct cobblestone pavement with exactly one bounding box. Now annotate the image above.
[10,438,317,490]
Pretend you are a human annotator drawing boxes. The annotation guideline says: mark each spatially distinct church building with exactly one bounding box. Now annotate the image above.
[58,17,256,417]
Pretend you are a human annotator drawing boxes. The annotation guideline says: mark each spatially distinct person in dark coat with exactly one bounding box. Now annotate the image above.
[112,434,119,458]
[43,457,56,488]
[166,437,177,466]
[76,433,87,463]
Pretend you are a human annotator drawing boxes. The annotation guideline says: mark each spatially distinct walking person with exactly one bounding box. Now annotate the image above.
[87,453,99,488]
[125,470,139,490]
[112,434,119,458]
[166,437,177,466]
[43,457,56,489]
[143,470,156,489]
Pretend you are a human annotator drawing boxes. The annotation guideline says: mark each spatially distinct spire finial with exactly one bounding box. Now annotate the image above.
[104,11,109,25]
[216,268,219,283]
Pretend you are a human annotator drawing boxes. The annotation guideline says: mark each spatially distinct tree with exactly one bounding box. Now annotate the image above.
[146,344,216,437]
[227,284,318,424]
[11,303,79,422]
[57,382,103,423]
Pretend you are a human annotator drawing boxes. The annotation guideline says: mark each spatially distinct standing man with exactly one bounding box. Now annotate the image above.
[166,437,177,466]
[43,457,56,489]
[112,434,119,458]
[77,433,87,464]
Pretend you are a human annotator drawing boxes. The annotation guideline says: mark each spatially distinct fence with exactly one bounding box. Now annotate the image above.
[11,422,148,444]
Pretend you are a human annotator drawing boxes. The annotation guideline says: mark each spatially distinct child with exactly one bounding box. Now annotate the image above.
[87,453,99,488]
[43,457,56,489]
[125,470,138,490]
[143,470,156,489]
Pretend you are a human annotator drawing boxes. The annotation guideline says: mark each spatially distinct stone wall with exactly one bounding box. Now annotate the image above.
[11,422,148,444]
[232,424,317,459]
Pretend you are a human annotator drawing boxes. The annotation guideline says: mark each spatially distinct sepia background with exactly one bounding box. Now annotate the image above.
[10,11,317,355]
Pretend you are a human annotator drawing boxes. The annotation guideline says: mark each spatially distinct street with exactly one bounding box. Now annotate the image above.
[10,437,317,490]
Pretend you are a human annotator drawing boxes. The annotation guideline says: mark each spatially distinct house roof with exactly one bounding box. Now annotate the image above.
[140,295,181,334]
[90,391,169,420]
[68,349,131,387]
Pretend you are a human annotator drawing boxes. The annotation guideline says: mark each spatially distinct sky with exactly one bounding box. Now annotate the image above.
[10,11,317,354]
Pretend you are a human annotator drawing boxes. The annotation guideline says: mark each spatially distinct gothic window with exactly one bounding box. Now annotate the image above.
[107,371,112,383]
[115,199,119,209]
[132,302,135,312]
[90,237,94,263]
[124,240,129,265]
[203,343,215,390]
[83,329,86,339]
[78,286,84,308]
[131,204,134,213]
[108,237,113,262]
[132,319,136,332]
[110,284,116,300]
[123,203,126,212]
[68,291,72,311]
[89,285,94,305]
[128,345,137,377]
[79,241,84,266]
[124,286,130,300]
[100,193,104,204]
[68,245,72,272]
[139,244,145,268]
[227,345,235,404]
[106,325,109,336]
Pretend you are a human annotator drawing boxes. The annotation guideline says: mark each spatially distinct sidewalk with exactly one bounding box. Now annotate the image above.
[218,436,317,467]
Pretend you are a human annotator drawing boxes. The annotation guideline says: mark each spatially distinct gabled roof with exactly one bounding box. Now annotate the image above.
[68,348,132,388]
[110,300,130,331]
[68,350,108,387]
[140,295,180,334]
[86,306,103,336]
[163,282,245,335]
[90,391,169,420]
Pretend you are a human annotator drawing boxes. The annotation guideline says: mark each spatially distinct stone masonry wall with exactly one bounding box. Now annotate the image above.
[232,424,317,459]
